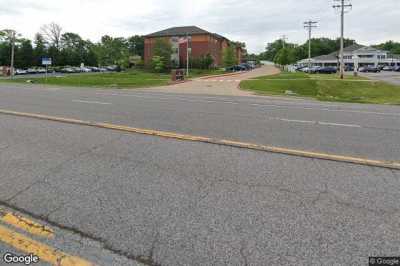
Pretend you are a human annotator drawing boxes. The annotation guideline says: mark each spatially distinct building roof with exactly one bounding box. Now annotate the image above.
[145,26,227,40]
[343,44,365,52]
[313,52,338,61]
[307,44,365,62]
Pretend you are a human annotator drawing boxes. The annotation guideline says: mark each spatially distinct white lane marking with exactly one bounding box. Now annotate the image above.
[72,100,112,105]
[318,121,362,128]
[276,118,315,124]
[94,92,400,117]
[270,117,362,128]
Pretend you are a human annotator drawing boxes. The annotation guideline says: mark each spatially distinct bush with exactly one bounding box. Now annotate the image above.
[223,47,237,67]
[153,38,172,70]
[151,56,165,72]
[191,54,214,69]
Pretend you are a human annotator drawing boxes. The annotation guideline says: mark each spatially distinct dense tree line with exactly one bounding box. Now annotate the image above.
[0,23,144,68]
[259,38,357,65]
[374,41,400,55]
[259,37,400,66]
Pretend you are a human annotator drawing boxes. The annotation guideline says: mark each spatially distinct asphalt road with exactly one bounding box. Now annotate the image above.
[1,114,400,266]
[1,81,400,265]
[0,83,399,161]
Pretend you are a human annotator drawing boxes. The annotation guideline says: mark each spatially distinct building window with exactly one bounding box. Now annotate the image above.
[358,55,374,58]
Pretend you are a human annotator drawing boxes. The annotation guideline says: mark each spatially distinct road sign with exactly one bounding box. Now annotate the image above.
[42,57,52,66]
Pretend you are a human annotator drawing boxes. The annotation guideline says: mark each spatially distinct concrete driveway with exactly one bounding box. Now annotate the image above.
[146,65,280,96]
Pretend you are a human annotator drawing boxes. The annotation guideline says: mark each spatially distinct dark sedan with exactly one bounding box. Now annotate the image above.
[317,67,337,74]
[359,66,381,73]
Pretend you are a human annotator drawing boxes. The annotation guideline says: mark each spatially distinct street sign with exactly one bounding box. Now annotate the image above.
[42,57,52,66]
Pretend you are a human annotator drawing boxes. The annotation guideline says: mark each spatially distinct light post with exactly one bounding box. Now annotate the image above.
[353,55,358,77]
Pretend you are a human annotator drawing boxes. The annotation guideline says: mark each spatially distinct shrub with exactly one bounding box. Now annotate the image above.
[151,56,165,72]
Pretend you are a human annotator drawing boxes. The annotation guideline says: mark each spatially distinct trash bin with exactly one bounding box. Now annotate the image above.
[171,69,185,82]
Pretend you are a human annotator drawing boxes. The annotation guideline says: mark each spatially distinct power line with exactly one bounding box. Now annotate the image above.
[333,0,352,79]
[304,20,318,70]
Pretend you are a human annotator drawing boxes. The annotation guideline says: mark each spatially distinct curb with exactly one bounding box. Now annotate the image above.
[199,71,248,80]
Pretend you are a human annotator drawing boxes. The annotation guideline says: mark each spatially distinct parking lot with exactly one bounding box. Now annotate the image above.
[358,71,400,85]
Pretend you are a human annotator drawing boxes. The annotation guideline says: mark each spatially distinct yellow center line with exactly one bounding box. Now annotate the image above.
[0,224,93,266]
[0,212,54,238]
[0,108,399,170]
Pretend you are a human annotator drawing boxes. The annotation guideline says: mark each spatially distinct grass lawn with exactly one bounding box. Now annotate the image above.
[0,69,229,88]
[0,70,171,88]
[186,68,227,78]
[240,72,400,104]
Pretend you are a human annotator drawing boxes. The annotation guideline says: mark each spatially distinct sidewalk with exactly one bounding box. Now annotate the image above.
[146,65,280,96]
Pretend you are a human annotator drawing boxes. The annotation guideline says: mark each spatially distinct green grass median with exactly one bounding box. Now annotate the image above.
[0,70,171,88]
[0,69,229,88]
[240,72,400,104]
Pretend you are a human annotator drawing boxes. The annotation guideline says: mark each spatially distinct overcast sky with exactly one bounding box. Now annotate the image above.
[0,0,399,53]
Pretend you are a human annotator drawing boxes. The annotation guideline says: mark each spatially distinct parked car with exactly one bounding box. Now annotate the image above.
[80,67,92,73]
[15,69,28,75]
[36,68,46,73]
[304,66,321,74]
[359,66,380,73]
[383,66,394,71]
[106,65,119,71]
[239,63,253,70]
[345,65,354,72]
[27,68,38,74]
[317,67,337,74]
[394,66,400,72]
[299,67,309,72]
[60,67,75,73]
[89,67,101,72]
[225,65,246,72]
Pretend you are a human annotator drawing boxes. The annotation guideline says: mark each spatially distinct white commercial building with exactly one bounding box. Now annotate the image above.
[297,44,400,68]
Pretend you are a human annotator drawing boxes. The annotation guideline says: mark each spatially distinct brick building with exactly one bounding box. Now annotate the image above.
[144,26,244,67]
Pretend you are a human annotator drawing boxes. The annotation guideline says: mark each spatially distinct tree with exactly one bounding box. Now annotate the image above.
[15,39,34,68]
[375,41,400,55]
[203,54,214,69]
[40,22,62,50]
[274,47,296,66]
[259,37,356,63]
[223,46,237,67]
[152,38,172,70]
[93,35,129,66]
[33,33,47,66]
[1,29,22,73]
[127,35,144,58]
[60,32,87,66]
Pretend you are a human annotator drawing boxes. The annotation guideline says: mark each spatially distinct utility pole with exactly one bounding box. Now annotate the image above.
[333,0,352,79]
[186,33,189,76]
[9,30,16,79]
[304,21,318,70]
[281,35,288,49]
